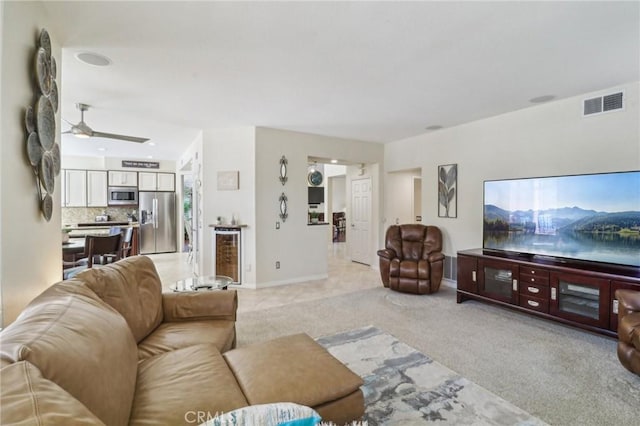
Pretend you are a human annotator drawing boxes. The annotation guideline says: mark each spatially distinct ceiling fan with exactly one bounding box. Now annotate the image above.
[63,103,149,143]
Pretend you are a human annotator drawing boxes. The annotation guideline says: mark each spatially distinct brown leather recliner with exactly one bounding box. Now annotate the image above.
[377,224,445,295]
[616,289,640,375]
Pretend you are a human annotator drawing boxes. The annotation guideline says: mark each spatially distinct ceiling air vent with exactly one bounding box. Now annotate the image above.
[583,91,624,117]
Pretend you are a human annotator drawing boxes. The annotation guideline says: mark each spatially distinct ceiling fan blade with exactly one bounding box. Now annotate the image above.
[90,131,149,143]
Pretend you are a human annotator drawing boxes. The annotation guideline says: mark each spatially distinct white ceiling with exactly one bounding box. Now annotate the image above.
[42,1,639,161]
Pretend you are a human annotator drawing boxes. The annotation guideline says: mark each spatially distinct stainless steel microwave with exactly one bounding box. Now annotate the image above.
[108,186,138,206]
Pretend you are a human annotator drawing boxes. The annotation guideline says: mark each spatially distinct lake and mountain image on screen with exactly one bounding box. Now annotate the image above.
[483,171,640,267]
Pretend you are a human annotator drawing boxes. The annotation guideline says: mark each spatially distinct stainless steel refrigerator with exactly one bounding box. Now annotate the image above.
[139,192,177,254]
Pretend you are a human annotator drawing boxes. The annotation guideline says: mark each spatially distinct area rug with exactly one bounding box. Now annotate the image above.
[317,326,548,426]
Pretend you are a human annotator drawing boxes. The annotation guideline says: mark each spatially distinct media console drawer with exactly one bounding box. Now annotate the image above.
[519,294,549,314]
[519,266,549,286]
[519,282,549,299]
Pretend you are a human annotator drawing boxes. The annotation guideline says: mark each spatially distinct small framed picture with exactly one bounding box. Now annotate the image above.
[438,164,457,218]
[217,171,239,191]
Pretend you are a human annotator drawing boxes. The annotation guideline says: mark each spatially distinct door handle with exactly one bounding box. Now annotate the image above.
[153,199,158,228]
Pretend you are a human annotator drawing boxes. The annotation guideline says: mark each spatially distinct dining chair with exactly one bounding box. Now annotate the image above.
[104,226,134,262]
[63,234,122,280]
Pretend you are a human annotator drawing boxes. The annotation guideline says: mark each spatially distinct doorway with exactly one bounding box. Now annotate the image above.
[351,177,371,265]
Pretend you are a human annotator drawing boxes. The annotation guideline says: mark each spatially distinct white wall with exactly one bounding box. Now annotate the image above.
[330,175,346,212]
[254,127,384,287]
[1,2,62,325]
[385,82,640,258]
[200,128,256,285]
[385,169,421,226]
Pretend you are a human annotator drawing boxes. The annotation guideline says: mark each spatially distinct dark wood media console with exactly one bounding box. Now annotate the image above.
[456,248,640,337]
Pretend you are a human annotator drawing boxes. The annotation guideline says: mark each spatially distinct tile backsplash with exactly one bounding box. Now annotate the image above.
[62,207,138,226]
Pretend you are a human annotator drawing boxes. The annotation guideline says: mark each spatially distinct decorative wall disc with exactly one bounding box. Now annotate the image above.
[50,80,59,113]
[39,151,55,194]
[34,47,52,96]
[39,29,51,56]
[26,132,43,167]
[50,56,57,79]
[41,193,53,222]
[51,143,61,176]
[25,105,35,133]
[36,96,55,150]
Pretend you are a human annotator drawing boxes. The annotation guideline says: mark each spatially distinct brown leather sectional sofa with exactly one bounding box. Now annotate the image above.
[0,256,364,425]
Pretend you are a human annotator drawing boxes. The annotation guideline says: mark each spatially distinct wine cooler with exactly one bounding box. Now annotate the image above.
[213,227,242,284]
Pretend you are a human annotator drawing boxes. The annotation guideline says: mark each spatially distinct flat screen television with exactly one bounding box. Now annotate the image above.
[308,186,324,204]
[483,170,640,267]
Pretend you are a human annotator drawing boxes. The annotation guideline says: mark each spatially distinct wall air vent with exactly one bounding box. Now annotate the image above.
[583,91,624,117]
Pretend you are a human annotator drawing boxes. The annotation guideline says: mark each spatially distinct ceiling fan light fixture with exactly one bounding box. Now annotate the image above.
[75,51,112,67]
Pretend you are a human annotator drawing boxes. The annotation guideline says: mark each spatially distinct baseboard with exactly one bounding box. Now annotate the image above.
[442,278,456,289]
[255,274,330,289]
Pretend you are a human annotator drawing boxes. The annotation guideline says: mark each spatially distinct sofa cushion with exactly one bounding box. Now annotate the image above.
[0,281,138,426]
[223,333,363,408]
[138,320,236,361]
[78,255,164,343]
[1,361,105,425]
[130,344,249,426]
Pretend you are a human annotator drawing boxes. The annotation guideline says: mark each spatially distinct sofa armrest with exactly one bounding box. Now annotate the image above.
[377,249,396,260]
[616,290,640,316]
[162,289,237,322]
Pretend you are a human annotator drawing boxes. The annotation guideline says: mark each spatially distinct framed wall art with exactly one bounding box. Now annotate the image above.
[217,171,239,190]
[438,164,457,218]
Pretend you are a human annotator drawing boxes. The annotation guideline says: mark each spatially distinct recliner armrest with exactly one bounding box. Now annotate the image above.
[428,252,445,263]
[616,290,640,315]
[162,289,237,322]
[377,249,396,260]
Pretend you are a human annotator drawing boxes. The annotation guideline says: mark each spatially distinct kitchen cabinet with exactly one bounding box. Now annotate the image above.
[138,172,175,191]
[108,171,138,187]
[87,170,108,207]
[62,169,87,207]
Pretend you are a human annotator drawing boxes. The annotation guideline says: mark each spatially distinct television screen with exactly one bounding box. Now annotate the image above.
[483,171,640,267]
[308,186,324,204]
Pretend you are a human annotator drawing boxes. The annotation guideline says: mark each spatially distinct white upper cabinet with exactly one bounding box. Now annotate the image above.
[108,171,138,187]
[138,172,175,191]
[157,173,175,191]
[138,172,157,191]
[62,169,87,207]
[87,170,108,207]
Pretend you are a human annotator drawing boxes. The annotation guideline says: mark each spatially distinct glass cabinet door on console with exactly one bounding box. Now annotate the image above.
[478,259,519,304]
[550,273,609,329]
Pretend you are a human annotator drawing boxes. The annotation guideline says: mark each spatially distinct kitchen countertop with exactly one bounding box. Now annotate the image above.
[64,222,139,230]
[64,222,139,238]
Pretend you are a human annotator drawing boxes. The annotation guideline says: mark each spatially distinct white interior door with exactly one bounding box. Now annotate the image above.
[351,177,371,265]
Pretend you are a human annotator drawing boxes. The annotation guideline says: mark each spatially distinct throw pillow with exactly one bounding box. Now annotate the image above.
[202,402,321,426]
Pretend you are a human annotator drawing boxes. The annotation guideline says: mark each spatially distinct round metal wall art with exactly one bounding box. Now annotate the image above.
[24,28,61,222]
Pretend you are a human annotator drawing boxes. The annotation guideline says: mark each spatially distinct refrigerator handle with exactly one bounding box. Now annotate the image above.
[153,198,158,229]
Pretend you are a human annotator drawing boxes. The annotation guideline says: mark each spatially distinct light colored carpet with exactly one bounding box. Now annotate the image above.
[318,326,547,425]
[235,285,640,426]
